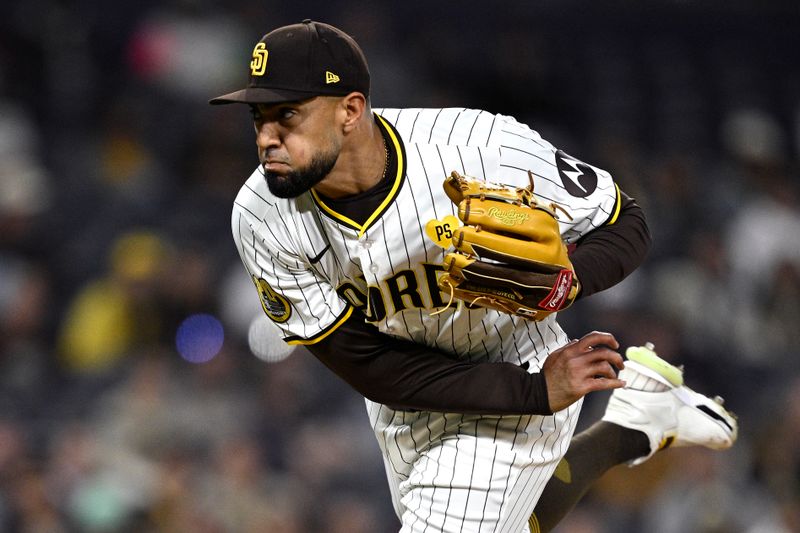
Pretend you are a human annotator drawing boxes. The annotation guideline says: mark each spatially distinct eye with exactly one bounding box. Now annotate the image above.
[278,107,296,121]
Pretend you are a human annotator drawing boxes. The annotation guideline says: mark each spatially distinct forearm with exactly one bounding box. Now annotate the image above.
[305,312,552,415]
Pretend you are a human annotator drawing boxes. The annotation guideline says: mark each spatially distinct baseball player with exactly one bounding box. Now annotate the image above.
[210,20,737,533]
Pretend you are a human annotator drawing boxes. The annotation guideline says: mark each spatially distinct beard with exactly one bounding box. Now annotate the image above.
[263,146,340,199]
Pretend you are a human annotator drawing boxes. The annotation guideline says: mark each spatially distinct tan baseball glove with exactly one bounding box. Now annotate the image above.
[438,171,580,320]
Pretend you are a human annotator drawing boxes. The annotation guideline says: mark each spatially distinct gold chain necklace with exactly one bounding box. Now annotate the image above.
[381,136,389,181]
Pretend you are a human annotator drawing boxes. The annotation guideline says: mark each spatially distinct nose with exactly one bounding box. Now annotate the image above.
[255,120,281,151]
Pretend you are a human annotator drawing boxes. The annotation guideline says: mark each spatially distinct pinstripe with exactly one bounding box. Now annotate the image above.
[521,323,543,369]
[234,212,248,261]
[409,109,422,141]
[478,145,486,179]
[402,172,430,263]
[233,200,260,223]
[485,114,499,146]
[415,144,441,221]
[465,111,481,146]
[500,160,615,197]
[422,438,446,532]
[508,406,579,530]
[445,108,465,145]
[477,442,499,532]
[334,223,360,269]
[454,145,468,176]
[492,322,505,362]
[297,210,327,262]
[500,145,556,172]
[384,428,405,477]
[498,417,544,532]
[500,127,551,150]
[427,108,444,144]
[499,467,534,532]
[441,414,457,531]
[244,180,272,206]
[386,213,430,341]
[434,144,453,191]
[458,418,481,532]
[478,317,491,363]
[311,211,350,280]
[495,452,518,530]
[500,143,550,161]
[232,107,618,531]
[407,413,435,532]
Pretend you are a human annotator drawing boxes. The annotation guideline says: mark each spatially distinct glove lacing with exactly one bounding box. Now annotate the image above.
[430,277,457,316]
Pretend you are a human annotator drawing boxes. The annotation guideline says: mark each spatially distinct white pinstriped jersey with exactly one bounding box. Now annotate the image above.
[232,107,619,370]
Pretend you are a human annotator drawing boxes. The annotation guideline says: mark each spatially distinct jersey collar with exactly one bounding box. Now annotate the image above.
[310,113,406,236]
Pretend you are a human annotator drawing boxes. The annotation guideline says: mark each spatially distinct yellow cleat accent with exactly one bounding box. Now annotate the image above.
[625,342,684,387]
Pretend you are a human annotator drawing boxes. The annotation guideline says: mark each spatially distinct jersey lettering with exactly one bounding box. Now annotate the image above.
[422,263,449,309]
[234,108,615,349]
[385,270,425,313]
[335,264,449,323]
[337,280,388,322]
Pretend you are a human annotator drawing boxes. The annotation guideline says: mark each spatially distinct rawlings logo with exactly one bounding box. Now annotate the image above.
[487,207,529,226]
[539,269,573,310]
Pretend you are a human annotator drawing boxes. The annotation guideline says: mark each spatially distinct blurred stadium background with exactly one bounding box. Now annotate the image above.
[1,1,799,531]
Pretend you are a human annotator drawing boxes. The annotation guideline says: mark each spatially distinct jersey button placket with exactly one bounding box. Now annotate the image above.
[358,237,380,284]
[359,238,377,277]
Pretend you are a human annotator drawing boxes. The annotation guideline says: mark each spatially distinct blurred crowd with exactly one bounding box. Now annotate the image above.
[1,1,799,532]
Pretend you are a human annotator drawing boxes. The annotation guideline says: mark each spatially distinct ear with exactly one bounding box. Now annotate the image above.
[339,92,367,133]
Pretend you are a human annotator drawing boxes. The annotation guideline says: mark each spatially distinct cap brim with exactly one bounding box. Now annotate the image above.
[208,87,319,105]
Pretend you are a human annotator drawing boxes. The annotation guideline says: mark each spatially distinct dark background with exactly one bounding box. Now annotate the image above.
[1,1,798,531]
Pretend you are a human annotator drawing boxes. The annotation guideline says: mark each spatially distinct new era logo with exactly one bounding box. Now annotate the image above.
[325,71,340,84]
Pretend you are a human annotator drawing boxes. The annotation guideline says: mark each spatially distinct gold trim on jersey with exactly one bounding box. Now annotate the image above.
[310,113,406,236]
[605,182,622,225]
[284,305,354,345]
[528,513,542,533]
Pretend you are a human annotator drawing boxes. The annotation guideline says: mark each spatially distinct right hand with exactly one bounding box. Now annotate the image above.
[542,331,626,412]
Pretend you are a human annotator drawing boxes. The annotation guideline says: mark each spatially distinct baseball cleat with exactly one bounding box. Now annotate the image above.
[602,342,738,466]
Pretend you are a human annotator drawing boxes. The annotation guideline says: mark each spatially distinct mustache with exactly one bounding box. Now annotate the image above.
[259,150,290,166]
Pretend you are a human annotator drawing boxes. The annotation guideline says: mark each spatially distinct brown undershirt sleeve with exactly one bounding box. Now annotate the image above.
[302,189,647,416]
[569,189,651,299]
[304,312,552,415]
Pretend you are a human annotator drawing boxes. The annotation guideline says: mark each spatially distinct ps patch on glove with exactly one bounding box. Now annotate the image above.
[438,171,580,320]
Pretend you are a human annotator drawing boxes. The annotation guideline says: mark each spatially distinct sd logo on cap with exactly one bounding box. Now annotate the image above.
[210,20,370,105]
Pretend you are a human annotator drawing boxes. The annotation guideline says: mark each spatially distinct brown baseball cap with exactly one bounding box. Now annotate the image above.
[209,20,370,105]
